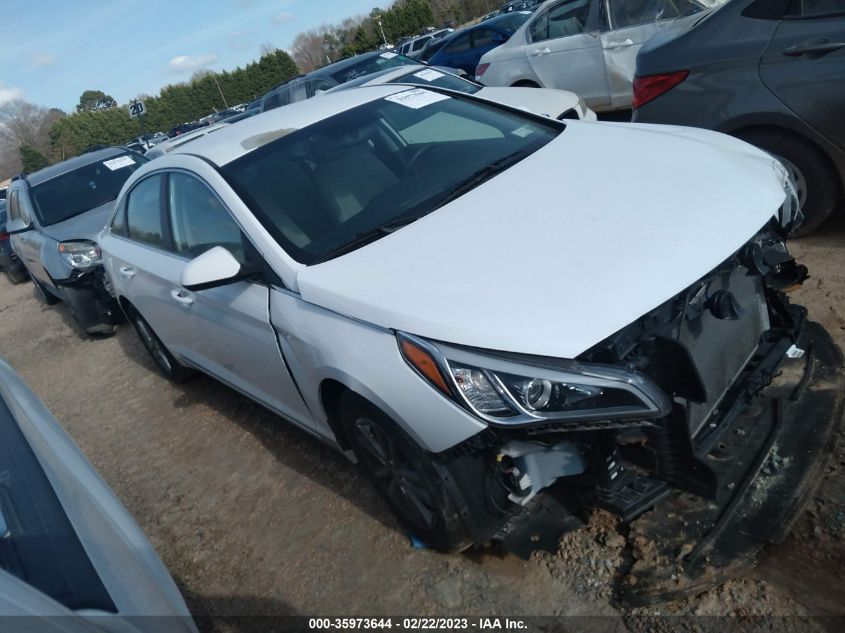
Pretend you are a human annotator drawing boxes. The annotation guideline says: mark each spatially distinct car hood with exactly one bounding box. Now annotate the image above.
[40,201,115,243]
[476,86,579,118]
[297,121,787,359]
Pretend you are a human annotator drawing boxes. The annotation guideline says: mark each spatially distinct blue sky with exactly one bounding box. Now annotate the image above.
[0,0,393,112]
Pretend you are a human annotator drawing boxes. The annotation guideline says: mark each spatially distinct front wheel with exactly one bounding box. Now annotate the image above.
[127,307,194,383]
[340,391,471,552]
[32,276,59,305]
[4,265,27,285]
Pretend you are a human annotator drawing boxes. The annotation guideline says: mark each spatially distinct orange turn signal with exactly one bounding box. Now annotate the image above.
[401,339,451,395]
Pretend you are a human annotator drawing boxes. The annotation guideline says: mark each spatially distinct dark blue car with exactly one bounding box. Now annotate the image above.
[0,198,27,284]
[427,12,532,76]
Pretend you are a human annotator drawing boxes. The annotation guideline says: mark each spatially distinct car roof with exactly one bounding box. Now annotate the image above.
[170,85,412,166]
[23,147,127,187]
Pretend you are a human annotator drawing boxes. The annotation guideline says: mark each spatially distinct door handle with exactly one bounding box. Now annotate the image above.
[783,40,845,57]
[530,47,551,57]
[170,289,194,306]
[119,266,136,279]
[605,38,634,50]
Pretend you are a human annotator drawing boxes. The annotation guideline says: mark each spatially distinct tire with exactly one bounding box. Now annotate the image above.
[340,391,471,552]
[4,266,27,285]
[32,277,59,305]
[736,130,840,236]
[126,306,194,383]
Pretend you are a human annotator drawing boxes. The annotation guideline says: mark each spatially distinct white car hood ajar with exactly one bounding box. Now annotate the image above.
[297,121,788,359]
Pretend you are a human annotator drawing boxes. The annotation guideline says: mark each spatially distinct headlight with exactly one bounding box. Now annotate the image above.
[398,333,670,427]
[58,241,101,269]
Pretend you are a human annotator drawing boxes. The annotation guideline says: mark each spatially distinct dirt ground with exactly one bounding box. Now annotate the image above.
[0,215,843,632]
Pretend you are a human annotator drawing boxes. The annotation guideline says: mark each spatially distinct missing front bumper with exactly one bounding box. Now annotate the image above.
[617,320,844,605]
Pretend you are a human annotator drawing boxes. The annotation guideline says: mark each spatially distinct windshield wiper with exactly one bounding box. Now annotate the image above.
[312,215,421,264]
[432,149,532,211]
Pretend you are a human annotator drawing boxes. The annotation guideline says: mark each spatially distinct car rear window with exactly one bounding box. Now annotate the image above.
[328,53,418,84]
[31,153,146,226]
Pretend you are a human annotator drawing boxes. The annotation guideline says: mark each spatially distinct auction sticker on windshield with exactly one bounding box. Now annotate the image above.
[380,52,398,59]
[103,156,136,171]
[385,89,450,109]
[413,69,444,82]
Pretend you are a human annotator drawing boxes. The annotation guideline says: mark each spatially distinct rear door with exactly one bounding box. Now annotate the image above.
[602,0,707,109]
[525,0,611,108]
[759,1,845,149]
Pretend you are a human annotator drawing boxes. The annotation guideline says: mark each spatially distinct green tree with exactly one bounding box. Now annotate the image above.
[76,90,118,113]
[19,145,49,173]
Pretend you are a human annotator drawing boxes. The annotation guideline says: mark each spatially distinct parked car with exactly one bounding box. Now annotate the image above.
[260,75,335,112]
[98,86,840,591]
[145,123,230,159]
[502,0,544,12]
[427,12,533,76]
[0,199,27,284]
[5,148,146,335]
[477,0,721,113]
[329,64,597,120]
[397,29,454,58]
[0,357,197,633]
[259,53,423,112]
[633,0,845,234]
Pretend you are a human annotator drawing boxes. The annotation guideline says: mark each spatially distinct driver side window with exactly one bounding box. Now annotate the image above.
[168,172,246,263]
[530,0,591,42]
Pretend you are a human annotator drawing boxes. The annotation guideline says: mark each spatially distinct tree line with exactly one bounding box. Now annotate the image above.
[0,0,497,178]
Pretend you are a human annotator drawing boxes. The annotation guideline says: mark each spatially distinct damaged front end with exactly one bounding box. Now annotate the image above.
[416,221,843,601]
[55,266,119,336]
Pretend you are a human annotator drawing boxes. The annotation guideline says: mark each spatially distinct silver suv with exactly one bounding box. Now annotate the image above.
[6,148,147,335]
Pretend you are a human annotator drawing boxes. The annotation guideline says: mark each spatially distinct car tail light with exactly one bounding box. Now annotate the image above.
[0,232,8,241]
[632,71,688,110]
[475,63,490,80]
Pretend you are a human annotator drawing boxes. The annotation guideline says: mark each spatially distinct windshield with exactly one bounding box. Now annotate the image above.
[222,89,560,264]
[31,153,146,226]
[327,53,418,84]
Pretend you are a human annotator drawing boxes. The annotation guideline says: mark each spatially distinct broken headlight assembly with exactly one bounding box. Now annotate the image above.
[772,157,803,235]
[398,333,671,427]
[58,240,102,270]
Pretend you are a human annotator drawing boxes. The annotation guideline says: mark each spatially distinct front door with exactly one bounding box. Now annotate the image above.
[759,3,845,149]
[164,171,312,427]
[8,190,51,289]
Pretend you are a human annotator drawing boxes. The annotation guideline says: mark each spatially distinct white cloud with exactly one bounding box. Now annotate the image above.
[168,53,218,73]
[30,53,55,68]
[0,82,24,106]
[272,11,294,25]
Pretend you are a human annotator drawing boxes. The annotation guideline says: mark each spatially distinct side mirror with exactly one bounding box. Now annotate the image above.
[6,218,32,235]
[181,246,256,291]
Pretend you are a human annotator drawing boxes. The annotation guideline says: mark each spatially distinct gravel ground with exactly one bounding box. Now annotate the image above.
[0,215,843,631]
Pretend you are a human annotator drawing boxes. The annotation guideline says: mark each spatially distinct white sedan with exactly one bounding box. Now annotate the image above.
[476,0,723,112]
[98,84,834,583]
[328,64,597,121]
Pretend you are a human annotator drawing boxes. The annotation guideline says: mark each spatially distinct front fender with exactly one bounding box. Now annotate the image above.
[269,289,487,454]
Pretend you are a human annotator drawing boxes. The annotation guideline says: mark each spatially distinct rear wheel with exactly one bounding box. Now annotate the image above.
[340,391,470,552]
[127,306,194,383]
[736,129,840,236]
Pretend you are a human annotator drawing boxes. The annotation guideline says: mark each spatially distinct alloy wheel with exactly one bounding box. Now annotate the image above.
[353,417,438,532]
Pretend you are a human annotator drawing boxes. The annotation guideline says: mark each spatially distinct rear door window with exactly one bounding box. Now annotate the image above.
[472,29,501,47]
[126,175,167,249]
[608,0,707,28]
[445,34,472,52]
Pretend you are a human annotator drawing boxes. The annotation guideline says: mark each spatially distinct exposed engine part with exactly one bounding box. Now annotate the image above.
[498,440,588,506]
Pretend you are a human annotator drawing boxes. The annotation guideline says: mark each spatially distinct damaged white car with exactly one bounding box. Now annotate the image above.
[99,85,843,603]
